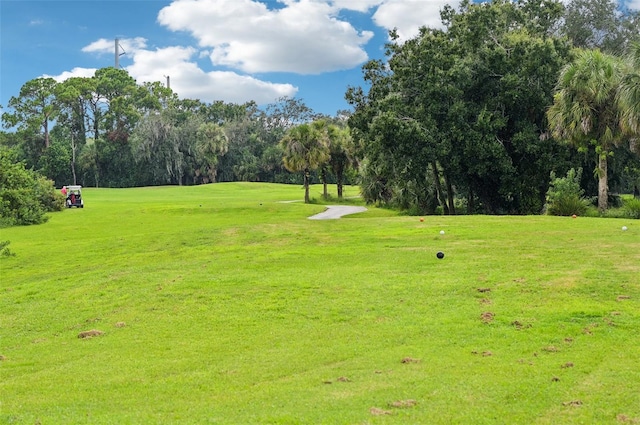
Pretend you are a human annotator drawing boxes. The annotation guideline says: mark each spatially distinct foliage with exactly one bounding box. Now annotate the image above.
[548,49,626,212]
[0,240,16,257]
[0,150,62,226]
[1,77,59,148]
[622,197,640,219]
[560,0,640,53]
[279,120,330,203]
[347,0,573,215]
[618,42,640,138]
[545,168,590,216]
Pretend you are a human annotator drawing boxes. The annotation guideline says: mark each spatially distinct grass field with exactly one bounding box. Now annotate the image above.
[1,183,639,424]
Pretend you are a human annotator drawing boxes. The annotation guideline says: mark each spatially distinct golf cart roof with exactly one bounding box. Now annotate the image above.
[67,185,82,190]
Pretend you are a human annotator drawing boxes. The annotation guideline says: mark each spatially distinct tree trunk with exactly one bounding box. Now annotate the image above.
[44,119,50,148]
[337,171,343,199]
[321,168,328,199]
[431,162,449,215]
[304,169,310,204]
[598,153,608,213]
[445,172,456,215]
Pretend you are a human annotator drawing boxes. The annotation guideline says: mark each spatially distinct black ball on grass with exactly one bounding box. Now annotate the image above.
[436,251,445,259]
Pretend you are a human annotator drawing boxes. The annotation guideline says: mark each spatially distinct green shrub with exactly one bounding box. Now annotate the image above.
[622,197,640,219]
[0,150,61,226]
[33,176,65,212]
[545,168,589,216]
[0,240,15,257]
[547,193,589,216]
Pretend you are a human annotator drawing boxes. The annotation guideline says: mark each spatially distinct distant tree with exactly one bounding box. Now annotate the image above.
[348,0,571,214]
[560,0,640,54]
[2,77,59,148]
[618,42,640,141]
[130,110,185,185]
[196,122,229,183]
[279,121,330,203]
[55,77,92,185]
[547,49,625,212]
[327,124,354,199]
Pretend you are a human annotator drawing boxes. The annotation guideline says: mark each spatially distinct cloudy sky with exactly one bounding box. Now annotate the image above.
[1,0,638,116]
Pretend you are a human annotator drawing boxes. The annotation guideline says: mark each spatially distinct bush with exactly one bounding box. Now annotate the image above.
[33,175,65,212]
[0,149,61,226]
[622,197,640,219]
[0,240,15,257]
[545,168,589,216]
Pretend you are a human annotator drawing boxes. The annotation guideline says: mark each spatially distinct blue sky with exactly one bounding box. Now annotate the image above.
[2,0,639,117]
[0,0,457,117]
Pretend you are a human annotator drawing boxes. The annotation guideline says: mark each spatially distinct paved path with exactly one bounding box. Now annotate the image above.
[308,205,368,220]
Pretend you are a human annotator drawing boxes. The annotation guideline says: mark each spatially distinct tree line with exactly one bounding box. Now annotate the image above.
[0,66,354,190]
[1,0,639,223]
[347,0,640,215]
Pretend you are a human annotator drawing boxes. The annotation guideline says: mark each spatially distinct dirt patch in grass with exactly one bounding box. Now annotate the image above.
[401,357,420,364]
[481,312,494,323]
[562,400,582,407]
[511,320,531,330]
[617,414,640,423]
[78,329,104,339]
[473,350,493,356]
[370,407,393,416]
[389,399,417,408]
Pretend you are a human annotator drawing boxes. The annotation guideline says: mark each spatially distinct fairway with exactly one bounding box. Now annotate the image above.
[1,183,639,424]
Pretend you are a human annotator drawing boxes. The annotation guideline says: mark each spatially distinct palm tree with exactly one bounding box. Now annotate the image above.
[196,122,229,183]
[547,49,625,212]
[327,124,354,199]
[618,42,640,148]
[279,121,330,203]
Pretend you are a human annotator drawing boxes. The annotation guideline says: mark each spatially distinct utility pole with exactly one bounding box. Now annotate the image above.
[115,38,120,68]
[115,38,125,68]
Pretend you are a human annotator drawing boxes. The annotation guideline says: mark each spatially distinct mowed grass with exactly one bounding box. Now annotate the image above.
[1,182,639,424]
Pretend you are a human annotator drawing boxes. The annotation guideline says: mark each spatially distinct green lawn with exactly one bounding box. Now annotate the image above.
[1,183,639,424]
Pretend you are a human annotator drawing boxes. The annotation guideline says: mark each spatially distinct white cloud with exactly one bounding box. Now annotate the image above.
[59,0,465,107]
[625,0,640,9]
[50,41,298,106]
[44,67,97,82]
[373,0,457,42]
[157,0,373,74]
[125,45,297,104]
[330,0,384,12]
[82,37,148,55]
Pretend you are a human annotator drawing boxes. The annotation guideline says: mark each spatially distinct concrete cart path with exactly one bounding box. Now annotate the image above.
[308,205,368,220]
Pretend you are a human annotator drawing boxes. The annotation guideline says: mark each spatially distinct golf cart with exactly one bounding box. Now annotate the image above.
[65,185,84,208]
